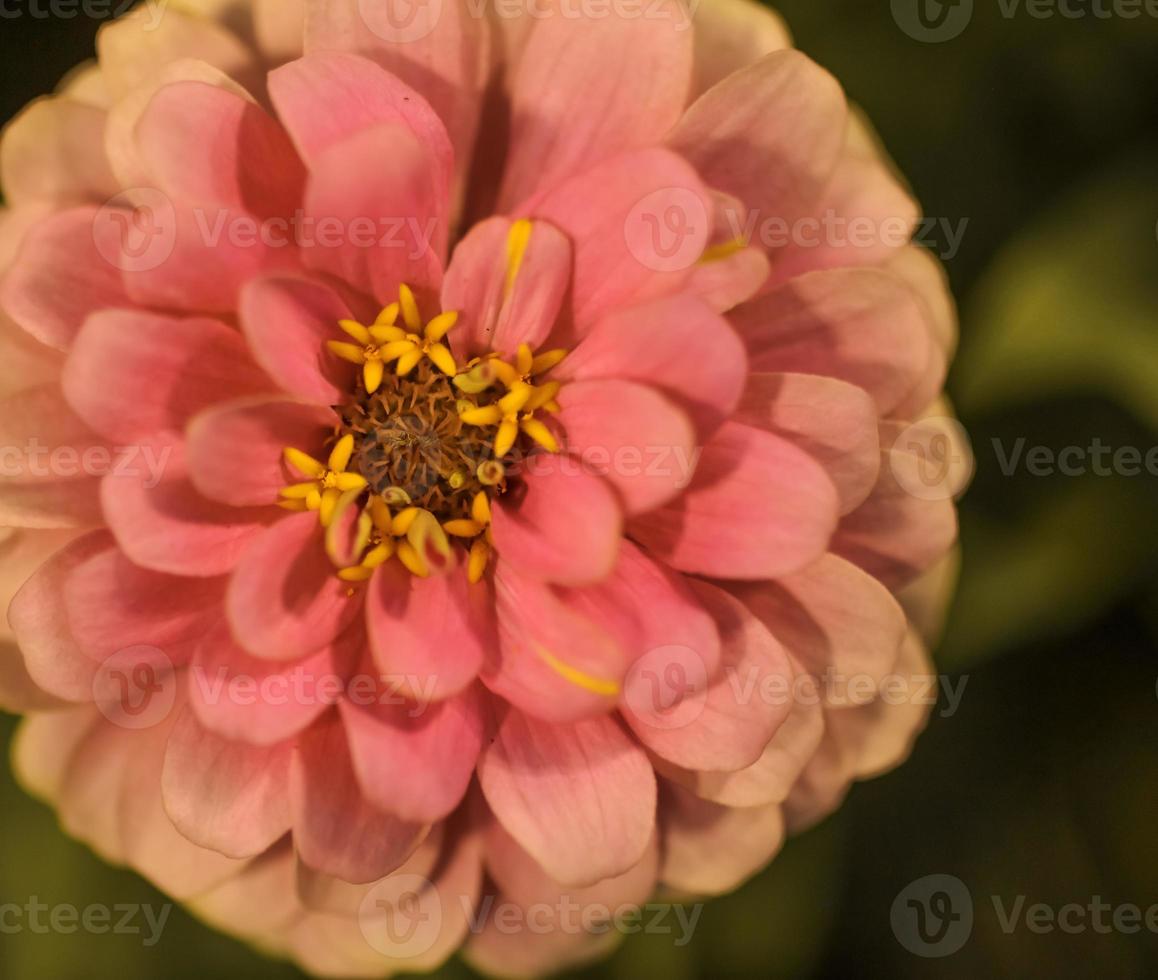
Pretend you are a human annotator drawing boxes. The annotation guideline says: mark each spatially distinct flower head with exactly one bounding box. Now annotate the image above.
[0,1,968,975]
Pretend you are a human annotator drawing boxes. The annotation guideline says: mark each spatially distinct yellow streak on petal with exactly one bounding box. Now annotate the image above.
[535,645,621,697]
[699,236,747,264]
[505,219,533,298]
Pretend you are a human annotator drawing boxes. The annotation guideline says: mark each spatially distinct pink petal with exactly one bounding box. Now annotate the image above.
[227,511,363,661]
[526,149,712,333]
[136,80,306,218]
[630,421,838,580]
[0,97,119,206]
[692,0,792,96]
[731,267,936,417]
[340,684,485,823]
[240,274,356,405]
[0,208,130,350]
[162,704,293,858]
[668,50,847,244]
[625,581,791,774]
[686,245,771,314]
[0,302,64,399]
[440,216,571,358]
[62,309,274,443]
[192,843,300,942]
[188,621,345,747]
[735,372,881,514]
[731,553,907,687]
[483,561,634,723]
[497,0,693,209]
[102,433,273,578]
[290,711,429,883]
[366,561,492,703]
[12,707,99,805]
[185,396,333,507]
[491,458,622,586]
[301,122,444,305]
[659,781,784,895]
[477,710,656,887]
[559,294,747,438]
[556,380,697,515]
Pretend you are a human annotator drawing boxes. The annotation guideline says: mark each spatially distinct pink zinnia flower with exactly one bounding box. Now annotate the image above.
[0,0,968,974]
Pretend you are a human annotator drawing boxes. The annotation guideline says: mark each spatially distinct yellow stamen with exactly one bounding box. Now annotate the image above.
[530,349,568,375]
[399,283,422,332]
[520,417,559,453]
[467,537,490,583]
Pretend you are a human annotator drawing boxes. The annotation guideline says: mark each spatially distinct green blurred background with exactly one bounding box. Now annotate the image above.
[2,1,1157,977]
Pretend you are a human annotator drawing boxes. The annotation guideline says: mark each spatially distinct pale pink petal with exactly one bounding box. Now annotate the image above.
[668,50,847,244]
[483,562,634,723]
[558,294,748,437]
[686,245,772,314]
[102,434,273,578]
[691,0,792,95]
[526,149,712,334]
[255,0,308,64]
[0,306,64,399]
[240,274,356,405]
[556,380,697,515]
[62,309,274,443]
[732,553,907,689]
[440,216,571,358]
[731,267,935,417]
[341,685,485,823]
[162,704,293,858]
[185,396,333,507]
[227,512,363,661]
[625,581,791,773]
[659,781,784,895]
[366,561,492,703]
[888,245,958,358]
[191,842,300,942]
[291,711,429,883]
[491,458,622,585]
[498,0,692,209]
[734,372,881,514]
[478,710,656,887]
[0,208,130,350]
[188,621,344,746]
[0,97,118,206]
[630,421,838,580]
[136,80,306,218]
[12,707,100,805]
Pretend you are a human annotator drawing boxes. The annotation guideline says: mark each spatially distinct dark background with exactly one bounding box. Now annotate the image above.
[2,1,1157,977]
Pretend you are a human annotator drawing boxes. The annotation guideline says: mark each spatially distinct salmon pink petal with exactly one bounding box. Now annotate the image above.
[498,0,693,209]
[239,274,356,405]
[227,512,362,661]
[101,434,273,578]
[366,561,492,703]
[0,97,119,207]
[668,50,846,240]
[478,710,656,887]
[12,707,99,806]
[340,685,485,823]
[188,621,344,747]
[441,217,571,359]
[136,80,306,218]
[186,397,333,507]
[559,294,747,438]
[526,149,712,334]
[302,4,485,199]
[686,245,771,314]
[0,305,64,399]
[556,380,697,515]
[302,123,444,305]
[731,267,935,417]
[0,208,130,350]
[659,781,785,895]
[484,562,633,723]
[625,581,791,773]
[692,0,792,96]
[630,421,838,580]
[290,712,429,883]
[62,309,274,443]
[735,372,881,514]
[731,553,907,687]
[491,459,622,586]
[162,704,293,858]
